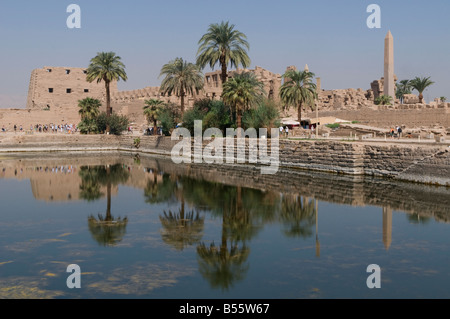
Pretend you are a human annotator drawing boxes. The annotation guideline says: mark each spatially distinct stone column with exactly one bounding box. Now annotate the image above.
[384,31,395,101]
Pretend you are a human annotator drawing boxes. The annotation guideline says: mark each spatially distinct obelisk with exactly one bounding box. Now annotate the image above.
[384,31,395,100]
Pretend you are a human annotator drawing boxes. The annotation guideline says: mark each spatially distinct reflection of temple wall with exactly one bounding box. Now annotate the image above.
[30,171,82,201]
[30,174,117,202]
[0,159,118,202]
[130,155,450,223]
[0,152,449,221]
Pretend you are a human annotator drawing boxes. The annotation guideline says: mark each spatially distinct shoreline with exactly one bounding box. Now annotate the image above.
[0,133,449,186]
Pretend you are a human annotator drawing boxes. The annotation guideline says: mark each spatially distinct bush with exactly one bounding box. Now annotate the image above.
[182,107,206,135]
[182,99,232,135]
[242,99,281,135]
[158,102,180,136]
[374,95,393,106]
[96,112,129,135]
[326,123,340,129]
[134,138,141,149]
[78,118,99,134]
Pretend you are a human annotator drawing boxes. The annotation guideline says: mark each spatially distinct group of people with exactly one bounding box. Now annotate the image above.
[145,127,163,136]
[279,126,290,137]
[389,126,403,139]
[1,123,79,134]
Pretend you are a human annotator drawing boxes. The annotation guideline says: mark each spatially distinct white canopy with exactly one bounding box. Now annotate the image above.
[282,119,300,125]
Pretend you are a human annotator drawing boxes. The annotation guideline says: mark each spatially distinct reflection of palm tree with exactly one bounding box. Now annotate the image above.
[144,172,177,204]
[83,164,130,247]
[197,241,249,291]
[279,195,316,238]
[79,166,103,201]
[88,215,128,247]
[194,184,266,291]
[159,201,205,251]
[143,172,278,290]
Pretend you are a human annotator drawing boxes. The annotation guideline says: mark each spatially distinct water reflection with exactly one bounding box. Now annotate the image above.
[382,206,392,250]
[80,164,130,246]
[0,153,449,297]
[280,195,316,238]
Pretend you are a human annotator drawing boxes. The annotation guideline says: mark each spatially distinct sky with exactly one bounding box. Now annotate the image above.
[0,0,449,108]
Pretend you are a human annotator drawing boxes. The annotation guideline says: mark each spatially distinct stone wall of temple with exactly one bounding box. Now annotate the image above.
[26,66,118,110]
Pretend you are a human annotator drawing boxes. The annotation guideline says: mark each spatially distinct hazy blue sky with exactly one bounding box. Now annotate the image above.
[0,0,449,107]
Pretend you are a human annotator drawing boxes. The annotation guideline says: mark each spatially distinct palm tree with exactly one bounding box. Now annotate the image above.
[374,95,393,106]
[86,52,128,133]
[144,99,165,135]
[440,96,447,103]
[196,21,251,84]
[279,69,317,123]
[159,57,204,117]
[78,97,101,120]
[410,76,434,104]
[221,72,264,131]
[396,80,412,104]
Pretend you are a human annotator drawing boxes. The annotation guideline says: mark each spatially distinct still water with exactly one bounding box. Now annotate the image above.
[0,152,449,299]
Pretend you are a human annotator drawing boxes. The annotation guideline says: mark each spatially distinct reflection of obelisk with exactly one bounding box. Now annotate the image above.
[382,206,392,250]
[384,31,395,100]
[315,199,320,257]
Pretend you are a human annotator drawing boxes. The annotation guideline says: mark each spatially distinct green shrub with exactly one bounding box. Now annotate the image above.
[158,102,180,136]
[374,95,393,106]
[326,123,340,129]
[182,99,232,135]
[243,99,281,135]
[96,112,129,135]
[133,138,141,149]
[78,118,99,134]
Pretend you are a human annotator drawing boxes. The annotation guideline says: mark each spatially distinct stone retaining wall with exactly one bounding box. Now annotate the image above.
[0,134,449,185]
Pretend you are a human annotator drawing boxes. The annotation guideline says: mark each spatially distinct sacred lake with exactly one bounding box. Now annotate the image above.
[0,152,449,299]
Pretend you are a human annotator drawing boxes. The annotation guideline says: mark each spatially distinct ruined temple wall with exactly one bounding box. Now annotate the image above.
[26,66,118,110]
[0,108,81,130]
[203,66,282,102]
[308,107,450,129]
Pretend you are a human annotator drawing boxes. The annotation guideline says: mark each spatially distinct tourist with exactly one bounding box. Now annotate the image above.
[279,126,284,137]
[1,125,5,132]
[285,126,289,138]
[390,128,395,138]
[397,126,402,139]
[14,124,17,132]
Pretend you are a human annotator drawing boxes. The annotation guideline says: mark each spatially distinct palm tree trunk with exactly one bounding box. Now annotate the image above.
[419,93,424,104]
[237,107,242,138]
[220,55,227,84]
[153,119,158,136]
[297,102,302,124]
[105,81,111,134]
[180,87,185,117]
